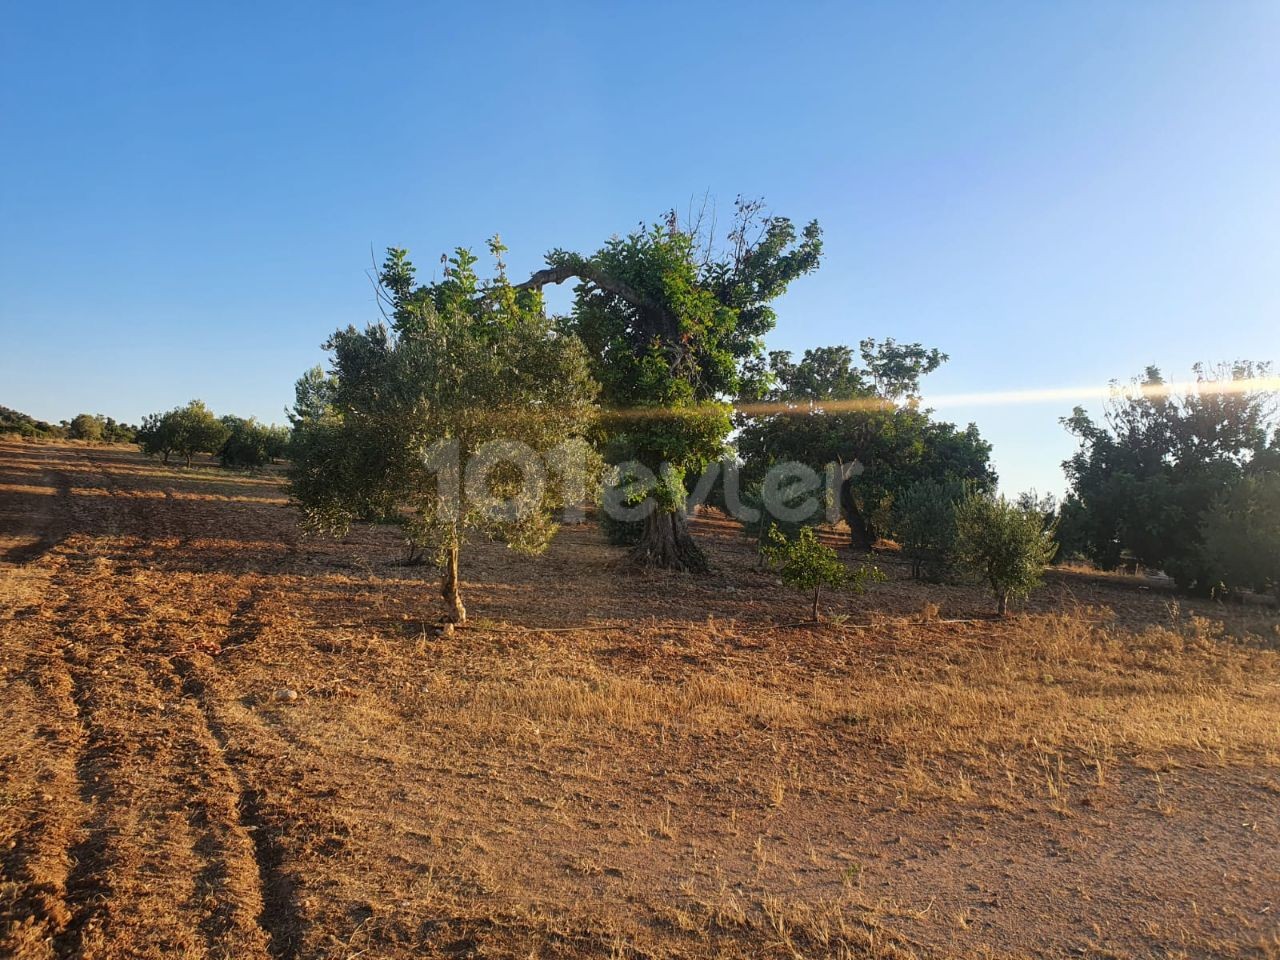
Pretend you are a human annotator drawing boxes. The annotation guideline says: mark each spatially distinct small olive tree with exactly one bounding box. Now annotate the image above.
[762,525,884,622]
[290,240,598,623]
[954,494,1057,615]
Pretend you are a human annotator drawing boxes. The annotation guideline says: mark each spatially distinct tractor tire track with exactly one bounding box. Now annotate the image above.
[4,448,286,959]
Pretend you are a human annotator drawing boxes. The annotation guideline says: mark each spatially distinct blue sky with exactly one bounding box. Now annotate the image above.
[2,1,1277,495]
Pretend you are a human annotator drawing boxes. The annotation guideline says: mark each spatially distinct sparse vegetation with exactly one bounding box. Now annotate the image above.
[0,406,66,440]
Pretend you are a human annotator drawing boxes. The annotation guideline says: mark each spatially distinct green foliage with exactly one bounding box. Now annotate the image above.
[737,478,827,564]
[135,413,172,461]
[737,345,995,547]
[289,240,598,621]
[1062,362,1278,593]
[954,495,1057,615]
[857,338,947,402]
[761,525,884,621]
[553,200,822,567]
[263,423,290,461]
[101,417,136,443]
[136,400,229,466]
[218,416,284,469]
[891,478,972,580]
[0,406,67,439]
[1201,472,1280,601]
[67,413,105,442]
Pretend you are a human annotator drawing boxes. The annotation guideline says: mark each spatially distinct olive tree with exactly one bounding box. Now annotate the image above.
[136,401,228,465]
[954,495,1057,615]
[290,239,597,623]
[891,478,972,581]
[524,199,823,571]
[218,416,280,469]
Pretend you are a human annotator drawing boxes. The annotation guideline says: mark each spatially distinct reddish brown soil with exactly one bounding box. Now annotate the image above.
[1,441,1278,959]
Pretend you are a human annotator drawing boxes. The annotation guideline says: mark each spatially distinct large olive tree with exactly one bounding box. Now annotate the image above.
[521,200,823,571]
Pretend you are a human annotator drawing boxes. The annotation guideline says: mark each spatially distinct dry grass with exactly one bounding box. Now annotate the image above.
[1,441,1278,959]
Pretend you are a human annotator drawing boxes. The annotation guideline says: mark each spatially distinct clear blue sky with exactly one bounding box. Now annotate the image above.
[2,1,1277,495]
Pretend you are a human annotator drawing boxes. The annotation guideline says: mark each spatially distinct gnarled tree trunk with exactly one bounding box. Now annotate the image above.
[630,508,708,573]
[839,480,875,552]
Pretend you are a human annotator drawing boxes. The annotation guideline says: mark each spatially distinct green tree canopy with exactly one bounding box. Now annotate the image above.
[1062,362,1278,592]
[67,413,105,442]
[737,343,994,548]
[525,199,823,571]
[891,477,974,581]
[954,494,1057,615]
[1201,472,1280,602]
[136,401,228,466]
[218,416,286,469]
[290,239,598,623]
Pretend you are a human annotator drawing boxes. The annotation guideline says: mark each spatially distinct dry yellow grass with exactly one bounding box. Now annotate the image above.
[1,441,1278,959]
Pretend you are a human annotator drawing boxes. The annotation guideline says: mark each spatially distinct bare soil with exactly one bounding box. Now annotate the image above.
[1,441,1278,959]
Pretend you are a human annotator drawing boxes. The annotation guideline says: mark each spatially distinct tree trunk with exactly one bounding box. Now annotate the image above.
[996,589,1008,616]
[839,480,875,551]
[812,585,822,622]
[441,543,467,623]
[629,508,708,573]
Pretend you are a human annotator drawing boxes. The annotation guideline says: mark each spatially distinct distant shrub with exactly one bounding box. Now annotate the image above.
[67,413,105,442]
[101,417,136,443]
[136,400,229,466]
[762,525,884,622]
[218,416,278,469]
[954,494,1057,615]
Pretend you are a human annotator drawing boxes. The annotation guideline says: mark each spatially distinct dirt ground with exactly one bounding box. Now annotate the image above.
[1,440,1278,960]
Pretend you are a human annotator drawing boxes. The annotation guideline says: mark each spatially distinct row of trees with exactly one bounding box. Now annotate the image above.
[137,400,288,469]
[288,202,1064,620]
[1058,363,1279,599]
[0,407,136,442]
